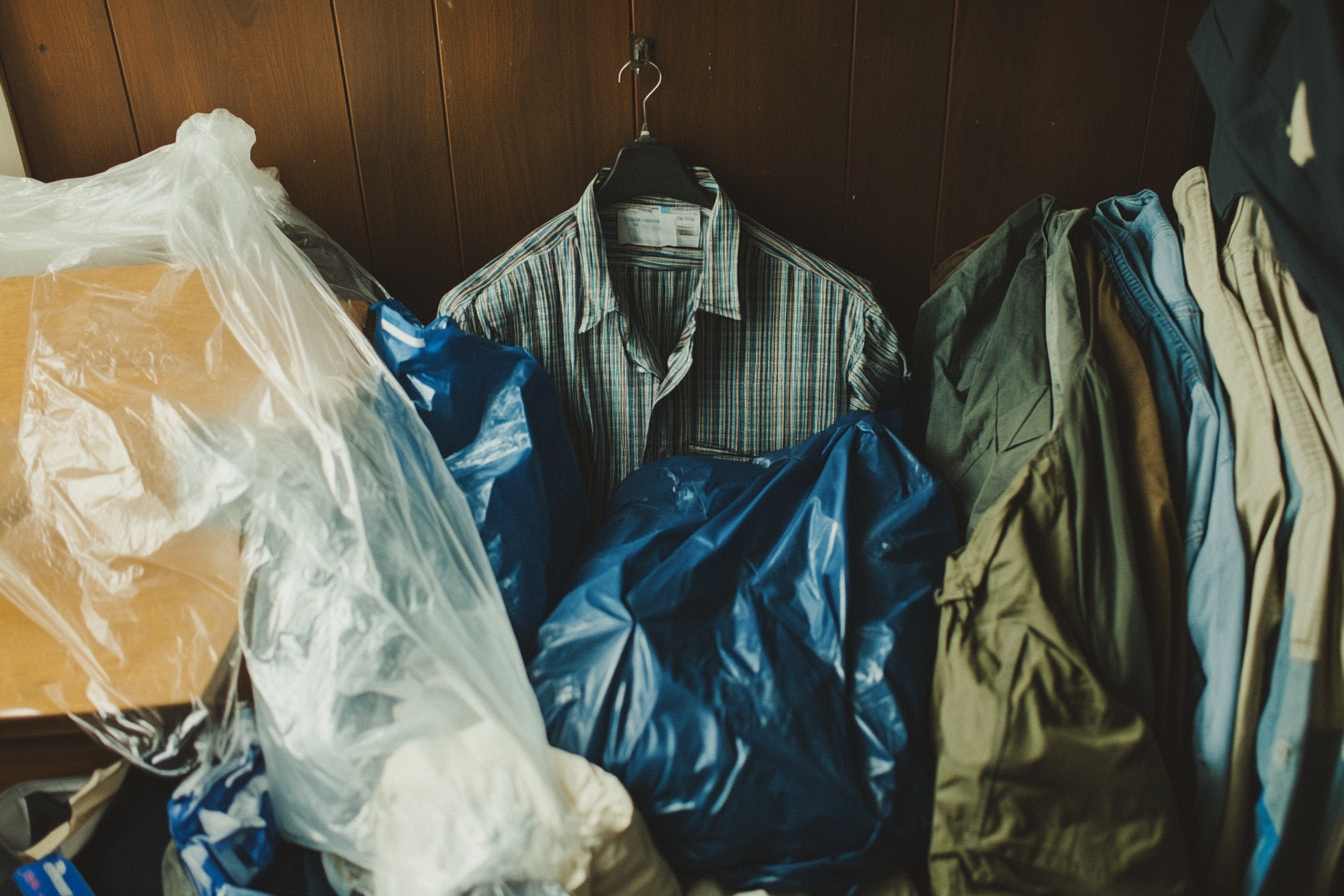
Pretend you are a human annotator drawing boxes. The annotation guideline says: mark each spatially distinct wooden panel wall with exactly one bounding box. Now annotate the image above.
[106,0,371,264]
[334,0,464,299]
[631,1,856,267]
[846,0,957,336]
[0,0,139,181]
[0,0,1205,329]
[934,0,1171,259]
[436,0,634,277]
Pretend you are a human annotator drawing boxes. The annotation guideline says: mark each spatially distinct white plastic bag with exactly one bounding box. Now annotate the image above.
[0,110,578,883]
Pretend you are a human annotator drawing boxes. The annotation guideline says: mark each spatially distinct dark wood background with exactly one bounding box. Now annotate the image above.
[0,0,1204,338]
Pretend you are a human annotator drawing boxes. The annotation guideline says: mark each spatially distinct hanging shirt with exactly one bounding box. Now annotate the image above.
[1091,190,1245,869]
[931,382,1190,896]
[1247,199,1344,896]
[912,195,1076,537]
[1219,193,1344,896]
[926,204,1192,895]
[1080,231,1192,811]
[913,195,1159,730]
[1175,166,1291,896]
[439,169,908,515]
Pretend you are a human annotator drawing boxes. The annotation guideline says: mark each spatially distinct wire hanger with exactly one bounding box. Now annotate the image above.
[620,56,662,143]
[594,36,715,211]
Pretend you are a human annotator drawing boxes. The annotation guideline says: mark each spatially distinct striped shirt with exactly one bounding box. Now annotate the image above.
[440,169,909,514]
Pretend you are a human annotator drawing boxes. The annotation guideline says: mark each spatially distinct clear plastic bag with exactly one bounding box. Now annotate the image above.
[0,110,578,883]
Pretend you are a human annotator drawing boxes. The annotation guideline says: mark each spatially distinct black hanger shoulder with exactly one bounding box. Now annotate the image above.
[594,139,715,210]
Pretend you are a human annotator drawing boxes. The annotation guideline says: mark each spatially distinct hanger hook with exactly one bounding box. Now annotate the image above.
[618,60,662,141]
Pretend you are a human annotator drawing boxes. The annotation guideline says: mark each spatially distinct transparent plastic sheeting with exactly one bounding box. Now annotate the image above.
[0,110,581,884]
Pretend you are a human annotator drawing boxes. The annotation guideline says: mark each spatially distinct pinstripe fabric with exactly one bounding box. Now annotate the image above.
[440,169,908,513]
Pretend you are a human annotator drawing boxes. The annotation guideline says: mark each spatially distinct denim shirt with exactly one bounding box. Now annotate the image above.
[1091,191,1247,863]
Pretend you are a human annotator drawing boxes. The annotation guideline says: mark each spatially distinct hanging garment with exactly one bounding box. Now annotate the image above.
[1189,0,1344,388]
[370,299,590,659]
[1091,190,1245,864]
[913,195,1159,725]
[1244,205,1344,896]
[913,196,1081,536]
[928,232,1190,894]
[926,228,1189,785]
[929,416,1189,896]
[1202,192,1344,896]
[1077,232,1192,807]
[439,169,907,516]
[529,412,960,896]
[1216,192,1344,896]
[1175,166,1292,895]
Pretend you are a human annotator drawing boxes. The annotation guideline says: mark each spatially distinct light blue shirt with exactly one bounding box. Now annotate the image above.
[1092,191,1246,865]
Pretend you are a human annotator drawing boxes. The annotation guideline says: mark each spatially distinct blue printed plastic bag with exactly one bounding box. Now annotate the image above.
[529,411,960,896]
[371,300,589,658]
[167,709,274,896]
[11,856,95,896]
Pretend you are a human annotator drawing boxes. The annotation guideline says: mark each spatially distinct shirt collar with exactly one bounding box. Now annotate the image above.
[574,167,741,334]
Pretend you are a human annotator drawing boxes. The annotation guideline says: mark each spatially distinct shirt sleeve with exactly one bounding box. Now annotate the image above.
[847,303,910,412]
[442,288,498,342]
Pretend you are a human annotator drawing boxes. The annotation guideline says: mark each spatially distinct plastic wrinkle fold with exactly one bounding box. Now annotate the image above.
[369,300,589,660]
[0,109,581,890]
[529,411,961,896]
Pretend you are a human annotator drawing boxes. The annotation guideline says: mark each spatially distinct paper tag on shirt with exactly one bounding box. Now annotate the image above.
[616,206,702,248]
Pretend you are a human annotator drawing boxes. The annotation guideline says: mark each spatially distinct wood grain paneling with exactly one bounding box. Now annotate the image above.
[0,0,139,181]
[436,0,633,276]
[845,0,957,335]
[632,1,856,268]
[1137,0,1207,203]
[934,0,1170,261]
[106,0,371,264]
[334,0,462,322]
[0,0,1197,319]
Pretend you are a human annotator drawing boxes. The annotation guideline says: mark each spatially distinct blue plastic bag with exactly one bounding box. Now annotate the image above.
[167,708,274,896]
[370,300,590,658]
[11,856,95,896]
[529,411,960,896]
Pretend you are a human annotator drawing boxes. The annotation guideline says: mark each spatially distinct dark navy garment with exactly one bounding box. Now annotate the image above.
[1191,0,1344,388]
[371,300,589,659]
[529,411,960,896]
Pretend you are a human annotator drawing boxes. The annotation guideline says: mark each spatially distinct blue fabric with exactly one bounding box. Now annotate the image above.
[529,411,959,896]
[370,300,590,659]
[1092,191,1247,864]
[1245,439,1316,896]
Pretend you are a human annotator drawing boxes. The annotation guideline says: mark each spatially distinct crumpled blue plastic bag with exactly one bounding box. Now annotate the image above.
[167,708,274,896]
[370,300,589,658]
[529,411,960,896]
